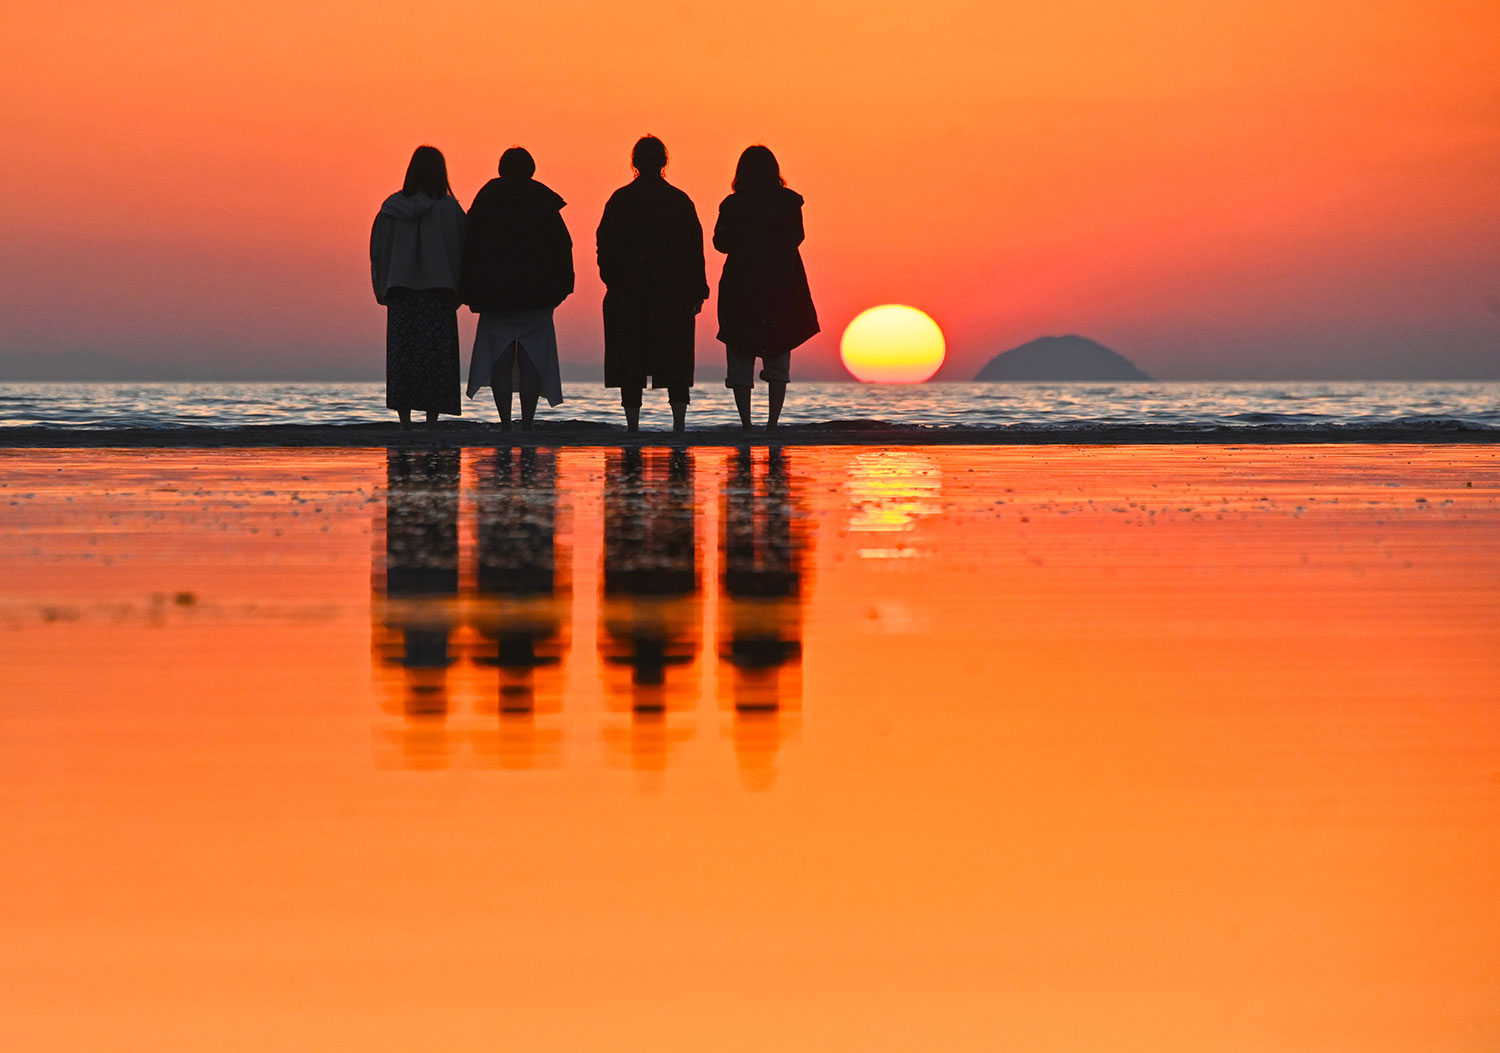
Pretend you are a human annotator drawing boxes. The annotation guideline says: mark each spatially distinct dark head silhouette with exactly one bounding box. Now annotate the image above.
[631,135,668,177]
[732,145,786,192]
[401,145,452,198]
[498,146,536,180]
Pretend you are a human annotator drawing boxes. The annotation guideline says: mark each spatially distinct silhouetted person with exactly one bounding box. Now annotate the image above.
[461,147,574,432]
[370,146,466,430]
[599,448,701,718]
[713,146,818,431]
[472,446,568,717]
[596,136,709,433]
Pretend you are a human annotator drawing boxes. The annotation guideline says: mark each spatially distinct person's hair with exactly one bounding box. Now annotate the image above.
[732,145,785,192]
[498,146,535,179]
[401,145,452,198]
[631,135,668,176]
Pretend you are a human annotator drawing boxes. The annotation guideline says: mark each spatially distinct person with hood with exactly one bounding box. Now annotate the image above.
[713,145,819,432]
[596,135,709,433]
[370,145,467,429]
[461,146,574,431]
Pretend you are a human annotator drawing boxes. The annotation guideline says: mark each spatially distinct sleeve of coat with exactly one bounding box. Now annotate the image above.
[687,201,709,303]
[595,197,619,288]
[370,213,393,305]
[711,201,734,255]
[458,192,485,307]
[552,210,575,306]
[447,200,467,293]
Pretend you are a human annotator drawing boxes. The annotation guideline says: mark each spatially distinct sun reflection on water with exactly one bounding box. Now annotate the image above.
[844,450,942,558]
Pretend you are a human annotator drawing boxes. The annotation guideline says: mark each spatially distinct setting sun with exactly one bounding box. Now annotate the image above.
[840,305,946,384]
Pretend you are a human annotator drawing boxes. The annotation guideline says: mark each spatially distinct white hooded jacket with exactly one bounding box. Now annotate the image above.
[370,192,466,304]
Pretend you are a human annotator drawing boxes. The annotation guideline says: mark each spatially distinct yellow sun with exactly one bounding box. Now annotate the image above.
[840,304,946,383]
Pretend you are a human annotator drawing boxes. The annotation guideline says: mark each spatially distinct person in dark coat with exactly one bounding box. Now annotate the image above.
[461,147,574,431]
[596,136,709,433]
[713,145,819,431]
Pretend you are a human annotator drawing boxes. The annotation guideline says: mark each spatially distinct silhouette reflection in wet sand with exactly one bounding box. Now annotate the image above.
[720,446,808,788]
[470,446,568,768]
[599,448,701,772]
[372,447,462,768]
[369,446,808,778]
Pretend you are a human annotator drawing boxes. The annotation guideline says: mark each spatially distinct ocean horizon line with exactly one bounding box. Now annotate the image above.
[5,376,1500,385]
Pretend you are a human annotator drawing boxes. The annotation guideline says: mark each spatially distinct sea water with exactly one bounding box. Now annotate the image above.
[1,380,1498,430]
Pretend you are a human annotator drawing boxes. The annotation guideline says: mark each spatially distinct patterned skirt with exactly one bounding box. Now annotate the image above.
[386,287,461,415]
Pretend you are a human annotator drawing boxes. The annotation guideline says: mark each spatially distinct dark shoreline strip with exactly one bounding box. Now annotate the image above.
[2,420,1499,448]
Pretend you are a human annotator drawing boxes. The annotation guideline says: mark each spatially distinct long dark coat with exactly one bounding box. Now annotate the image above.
[596,176,709,390]
[460,177,574,314]
[713,187,819,357]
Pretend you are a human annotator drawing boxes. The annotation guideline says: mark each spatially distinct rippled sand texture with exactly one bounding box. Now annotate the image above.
[3,445,1498,1051]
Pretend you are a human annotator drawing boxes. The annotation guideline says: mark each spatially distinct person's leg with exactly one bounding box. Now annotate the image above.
[668,383,690,434]
[725,349,754,430]
[620,386,643,433]
[424,409,439,429]
[490,343,517,430]
[397,408,412,430]
[517,352,541,430]
[762,353,791,431]
[767,382,787,430]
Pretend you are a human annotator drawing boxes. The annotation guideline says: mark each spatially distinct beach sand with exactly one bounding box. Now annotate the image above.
[3,444,1498,1050]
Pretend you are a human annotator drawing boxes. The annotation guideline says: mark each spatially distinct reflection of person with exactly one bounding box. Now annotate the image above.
[370,146,466,430]
[377,448,462,721]
[472,447,568,715]
[599,448,701,715]
[596,136,709,434]
[721,447,805,707]
[713,146,818,432]
[720,446,807,787]
[461,147,573,432]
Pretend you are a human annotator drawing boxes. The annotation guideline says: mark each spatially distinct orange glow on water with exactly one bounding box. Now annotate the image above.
[840,305,946,383]
[3,445,1500,1047]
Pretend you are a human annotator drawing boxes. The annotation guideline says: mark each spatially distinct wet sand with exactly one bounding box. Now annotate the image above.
[3,444,1499,1050]
[3,420,1499,446]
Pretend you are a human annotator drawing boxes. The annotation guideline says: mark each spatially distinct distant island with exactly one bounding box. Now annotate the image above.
[974,335,1150,381]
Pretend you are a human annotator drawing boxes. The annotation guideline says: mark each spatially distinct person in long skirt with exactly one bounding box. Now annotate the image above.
[460,147,573,431]
[713,145,819,431]
[370,145,466,429]
[596,136,709,434]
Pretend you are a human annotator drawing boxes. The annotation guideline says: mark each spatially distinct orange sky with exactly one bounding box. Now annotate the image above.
[2,0,1498,379]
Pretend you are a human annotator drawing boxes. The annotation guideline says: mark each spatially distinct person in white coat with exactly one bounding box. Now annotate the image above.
[370,145,466,429]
